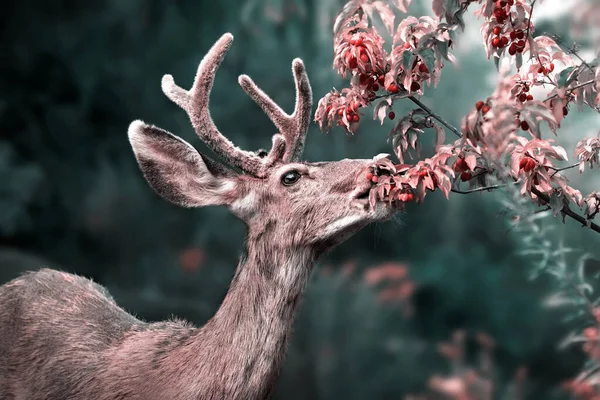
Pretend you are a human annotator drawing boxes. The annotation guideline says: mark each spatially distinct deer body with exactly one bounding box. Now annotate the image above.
[0,33,396,399]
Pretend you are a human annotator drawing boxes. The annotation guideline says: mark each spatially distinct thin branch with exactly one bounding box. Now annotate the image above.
[548,162,580,177]
[452,184,505,194]
[407,95,462,138]
[530,187,600,234]
[524,0,536,45]
[543,79,597,103]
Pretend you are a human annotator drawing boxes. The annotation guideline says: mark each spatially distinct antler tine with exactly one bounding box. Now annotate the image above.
[161,33,271,177]
[238,58,313,162]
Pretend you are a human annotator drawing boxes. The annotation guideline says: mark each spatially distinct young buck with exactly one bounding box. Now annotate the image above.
[0,33,398,400]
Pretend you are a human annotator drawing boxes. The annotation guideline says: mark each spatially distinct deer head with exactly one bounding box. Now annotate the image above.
[128,33,397,256]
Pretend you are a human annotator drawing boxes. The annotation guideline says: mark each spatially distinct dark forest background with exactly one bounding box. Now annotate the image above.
[1,0,599,398]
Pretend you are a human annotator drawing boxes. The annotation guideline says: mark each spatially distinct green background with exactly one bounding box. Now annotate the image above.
[1,0,599,398]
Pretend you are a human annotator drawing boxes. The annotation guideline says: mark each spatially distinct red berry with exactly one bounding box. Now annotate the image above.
[360,53,369,63]
[517,40,525,48]
[537,66,545,73]
[492,37,501,48]
[359,74,369,84]
[405,192,414,202]
[366,172,374,181]
[519,93,527,102]
[348,56,358,69]
[527,94,533,101]
[352,114,360,122]
[387,84,399,94]
[460,171,473,181]
[372,83,379,91]
[388,111,396,120]
[493,26,502,35]
[355,37,363,46]
[509,45,517,55]
[563,106,568,116]
[497,16,505,24]
[549,63,555,72]
[378,75,385,85]
[519,157,536,172]
[482,105,491,114]
[510,31,517,40]
[410,81,421,92]
[523,85,529,92]
[371,175,379,183]
[454,157,469,172]
[419,63,429,73]
[500,36,509,46]
[516,30,525,39]
[337,109,344,116]
[475,100,485,110]
[520,120,530,131]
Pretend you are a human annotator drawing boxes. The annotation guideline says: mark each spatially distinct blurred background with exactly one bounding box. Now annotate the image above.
[1,0,599,398]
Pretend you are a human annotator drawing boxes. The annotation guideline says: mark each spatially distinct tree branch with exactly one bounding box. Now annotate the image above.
[399,91,599,235]
[530,187,600,234]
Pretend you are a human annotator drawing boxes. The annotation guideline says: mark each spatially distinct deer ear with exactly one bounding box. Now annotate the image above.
[128,120,237,208]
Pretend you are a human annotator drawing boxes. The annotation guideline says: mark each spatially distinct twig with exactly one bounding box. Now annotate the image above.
[543,79,597,103]
[530,187,600,234]
[407,95,462,138]
[452,184,505,194]
[548,162,580,177]
[524,0,536,46]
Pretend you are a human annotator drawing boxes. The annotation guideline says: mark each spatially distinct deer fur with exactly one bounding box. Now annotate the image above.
[0,33,397,400]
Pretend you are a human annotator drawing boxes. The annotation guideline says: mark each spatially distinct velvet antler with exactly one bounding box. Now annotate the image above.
[155,33,312,177]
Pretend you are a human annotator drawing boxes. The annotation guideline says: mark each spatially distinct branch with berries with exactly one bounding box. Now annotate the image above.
[315,0,600,235]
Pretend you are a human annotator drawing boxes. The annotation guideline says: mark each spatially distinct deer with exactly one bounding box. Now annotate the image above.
[0,33,398,400]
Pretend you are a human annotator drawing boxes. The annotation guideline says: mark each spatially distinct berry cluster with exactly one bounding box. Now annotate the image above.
[475,100,491,115]
[515,82,534,103]
[337,100,362,123]
[492,0,515,25]
[537,62,555,75]
[345,35,367,69]
[408,59,430,92]
[365,171,415,203]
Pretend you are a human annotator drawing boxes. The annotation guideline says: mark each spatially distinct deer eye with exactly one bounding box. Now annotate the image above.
[281,170,301,186]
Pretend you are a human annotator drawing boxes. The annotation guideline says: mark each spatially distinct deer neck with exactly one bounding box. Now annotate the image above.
[185,230,316,397]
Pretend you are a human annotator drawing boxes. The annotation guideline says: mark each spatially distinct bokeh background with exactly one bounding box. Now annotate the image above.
[1,0,600,398]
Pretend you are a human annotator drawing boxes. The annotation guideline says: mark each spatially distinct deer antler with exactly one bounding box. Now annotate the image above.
[238,58,312,162]
[160,33,312,177]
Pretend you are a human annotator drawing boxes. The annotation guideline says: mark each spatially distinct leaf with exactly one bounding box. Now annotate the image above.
[373,153,391,161]
[374,99,391,124]
[403,50,414,71]
[436,40,450,61]
[465,154,477,171]
[419,48,436,74]
[389,0,410,13]
[515,53,523,70]
[333,0,360,35]
[557,66,576,88]
[432,122,445,149]
[372,1,395,35]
